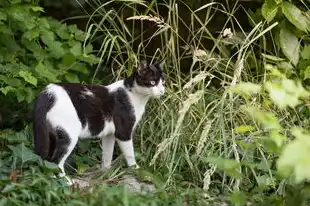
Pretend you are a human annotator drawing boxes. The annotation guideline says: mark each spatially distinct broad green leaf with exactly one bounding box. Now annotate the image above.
[40,30,54,45]
[265,79,309,109]
[65,73,80,83]
[56,25,70,39]
[71,62,89,74]
[19,71,37,86]
[303,66,310,80]
[262,0,278,23]
[231,82,261,96]
[43,160,59,173]
[15,88,25,102]
[234,125,255,134]
[4,78,22,87]
[301,45,310,60]
[30,6,44,12]
[281,1,308,32]
[23,29,40,41]
[38,18,50,29]
[74,30,86,41]
[84,44,94,54]
[0,86,15,95]
[0,10,7,21]
[246,107,282,130]
[1,34,22,53]
[8,143,40,164]
[279,26,300,66]
[48,41,65,59]
[61,54,76,65]
[231,191,246,206]
[25,87,35,103]
[277,128,310,183]
[35,62,58,82]
[70,43,82,56]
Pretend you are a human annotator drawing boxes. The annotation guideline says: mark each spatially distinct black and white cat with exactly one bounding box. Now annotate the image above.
[33,60,165,184]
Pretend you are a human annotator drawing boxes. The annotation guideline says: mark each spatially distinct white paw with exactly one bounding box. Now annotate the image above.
[130,164,140,169]
[58,173,73,186]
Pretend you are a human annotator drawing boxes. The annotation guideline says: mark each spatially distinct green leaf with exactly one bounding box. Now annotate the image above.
[23,29,40,41]
[30,6,44,12]
[281,1,308,32]
[303,66,310,80]
[48,41,65,59]
[8,143,40,164]
[56,25,70,39]
[4,78,22,87]
[0,86,15,95]
[15,88,25,102]
[234,125,255,134]
[35,62,58,82]
[277,127,310,184]
[19,71,37,86]
[265,76,309,109]
[0,10,7,21]
[70,42,82,57]
[279,26,300,66]
[25,87,35,103]
[71,62,89,74]
[301,45,310,60]
[65,73,80,83]
[231,82,261,96]
[262,0,278,23]
[246,107,282,130]
[61,54,76,66]
[43,160,59,173]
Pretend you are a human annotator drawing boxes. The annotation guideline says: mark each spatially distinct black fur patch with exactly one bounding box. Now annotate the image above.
[124,62,164,89]
[57,83,114,136]
[33,90,55,159]
[50,128,71,163]
[113,88,135,141]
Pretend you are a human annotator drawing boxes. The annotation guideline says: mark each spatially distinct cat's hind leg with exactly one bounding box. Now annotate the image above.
[50,127,79,185]
[101,135,116,169]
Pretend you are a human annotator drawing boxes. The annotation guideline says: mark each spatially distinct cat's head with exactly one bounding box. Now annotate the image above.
[127,60,165,98]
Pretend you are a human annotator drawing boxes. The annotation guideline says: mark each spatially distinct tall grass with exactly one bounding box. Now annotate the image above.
[78,0,284,196]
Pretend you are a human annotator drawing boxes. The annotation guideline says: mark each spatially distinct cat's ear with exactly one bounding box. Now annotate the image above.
[158,60,165,70]
[137,59,148,75]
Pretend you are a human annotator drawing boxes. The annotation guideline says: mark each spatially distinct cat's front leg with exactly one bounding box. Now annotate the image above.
[101,135,116,169]
[116,138,139,168]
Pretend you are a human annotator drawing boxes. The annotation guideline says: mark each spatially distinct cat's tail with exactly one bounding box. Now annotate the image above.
[33,90,54,159]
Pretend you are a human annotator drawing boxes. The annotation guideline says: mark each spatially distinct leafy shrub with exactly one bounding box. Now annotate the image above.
[0,0,98,128]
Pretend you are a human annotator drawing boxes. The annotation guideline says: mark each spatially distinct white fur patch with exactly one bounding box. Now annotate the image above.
[98,120,115,137]
[46,84,82,135]
[79,123,91,139]
[81,88,94,98]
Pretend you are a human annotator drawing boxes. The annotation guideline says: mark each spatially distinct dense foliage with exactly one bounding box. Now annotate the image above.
[1,0,310,205]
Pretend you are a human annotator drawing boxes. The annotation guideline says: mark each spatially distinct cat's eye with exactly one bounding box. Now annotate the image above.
[150,80,156,86]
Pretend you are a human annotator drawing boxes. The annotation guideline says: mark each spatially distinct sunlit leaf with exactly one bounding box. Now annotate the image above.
[19,71,37,86]
[262,0,278,23]
[279,26,300,66]
[0,86,15,95]
[230,82,261,96]
[281,1,308,32]
[301,45,310,60]
[246,107,282,130]
[234,125,255,134]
